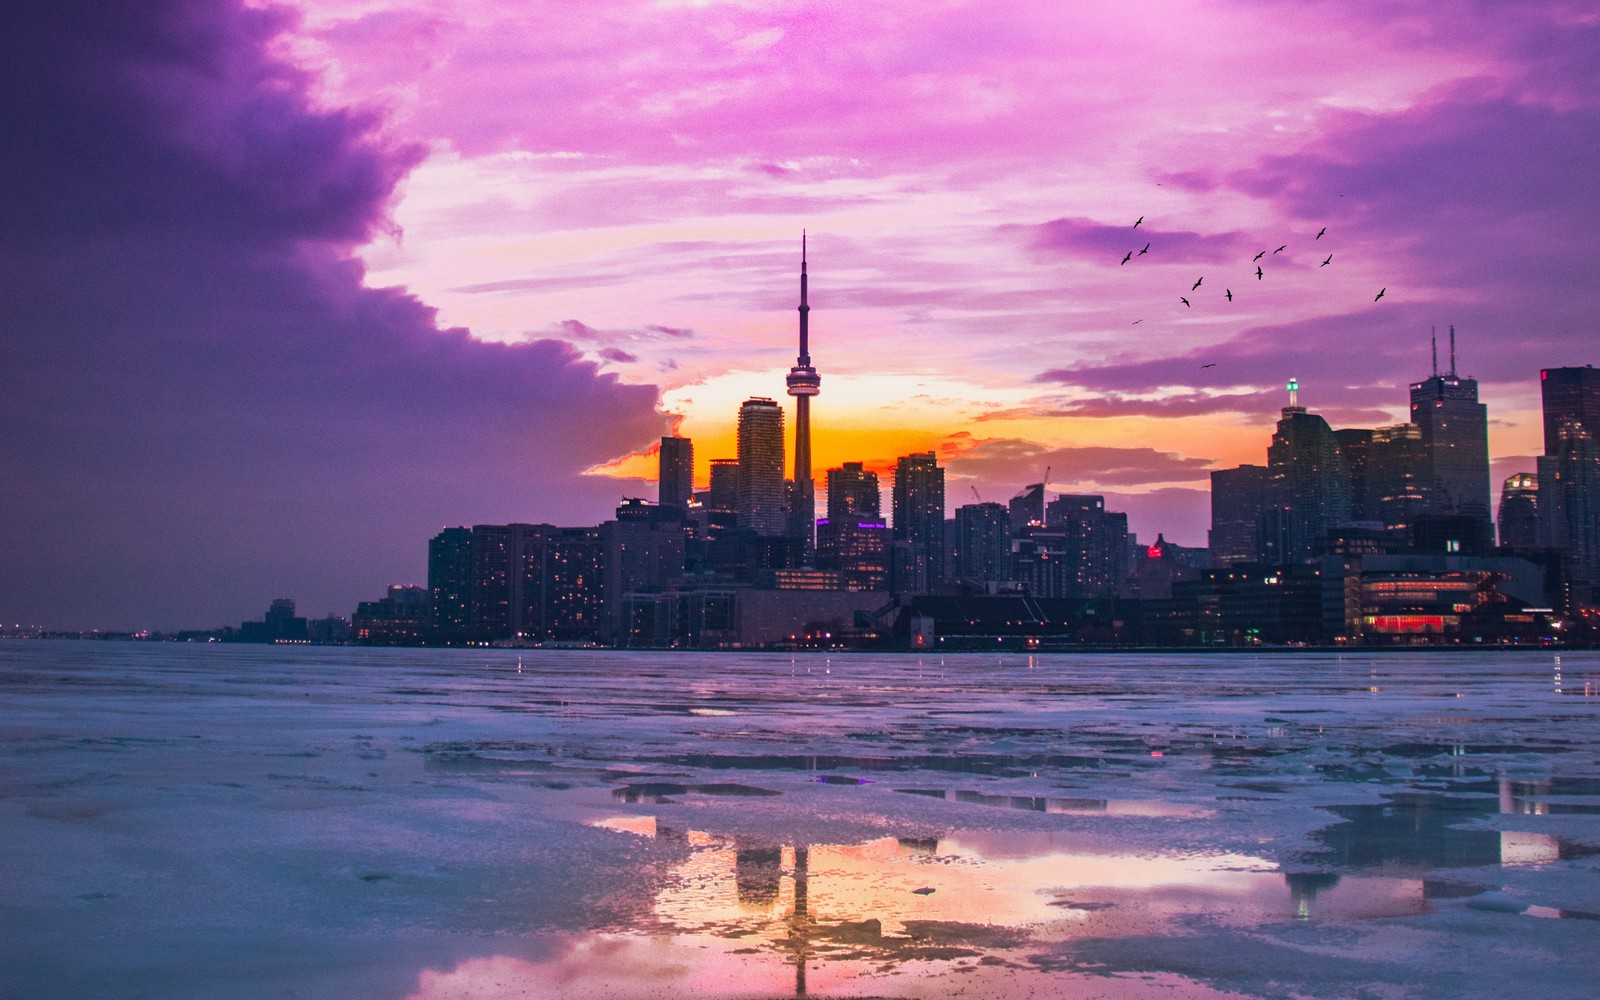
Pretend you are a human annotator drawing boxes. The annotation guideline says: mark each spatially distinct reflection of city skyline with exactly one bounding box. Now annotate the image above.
[585,778,1599,992]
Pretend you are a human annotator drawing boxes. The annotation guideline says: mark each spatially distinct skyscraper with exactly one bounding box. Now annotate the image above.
[1333,429,1373,520]
[1007,483,1044,536]
[1498,472,1539,548]
[658,436,693,511]
[736,397,786,536]
[892,452,946,591]
[1538,420,1600,593]
[786,235,822,557]
[826,462,880,521]
[816,463,887,589]
[1043,494,1129,597]
[428,526,473,643]
[953,502,1011,585]
[1539,366,1600,454]
[708,459,740,512]
[1267,383,1352,563]
[1209,465,1270,566]
[1536,366,1600,600]
[1365,423,1430,532]
[1409,327,1490,528]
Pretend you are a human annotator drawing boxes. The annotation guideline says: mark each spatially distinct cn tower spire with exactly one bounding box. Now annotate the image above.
[798,230,810,365]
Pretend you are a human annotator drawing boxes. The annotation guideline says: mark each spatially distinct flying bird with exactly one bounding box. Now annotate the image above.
[1180,296,1191,307]
[1138,243,1150,255]
[1253,250,1266,262]
[1321,254,1332,266]
[1273,244,1287,254]
[1121,251,1133,265]
[1374,287,1386,301]
[1201,363,1217,368]
[1132,319,1144,324]
[1255,266,1264,279]
[1134,216,1144,228]
[1192,276,1203,290]
[1316,227,1327,239]
[1225,288,1233,301]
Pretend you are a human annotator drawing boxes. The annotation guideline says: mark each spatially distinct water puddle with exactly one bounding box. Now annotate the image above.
[1300,790,1599,869]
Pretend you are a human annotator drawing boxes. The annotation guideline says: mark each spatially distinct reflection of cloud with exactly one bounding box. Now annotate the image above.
[407,940,716,1000]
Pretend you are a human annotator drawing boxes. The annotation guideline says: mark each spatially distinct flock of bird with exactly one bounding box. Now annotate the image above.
[1117,216,1386,339]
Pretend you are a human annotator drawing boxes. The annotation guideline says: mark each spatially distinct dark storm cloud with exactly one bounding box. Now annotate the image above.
[0,0,669,629]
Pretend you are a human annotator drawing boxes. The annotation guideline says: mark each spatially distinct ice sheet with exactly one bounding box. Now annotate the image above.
[2,643,1597,998]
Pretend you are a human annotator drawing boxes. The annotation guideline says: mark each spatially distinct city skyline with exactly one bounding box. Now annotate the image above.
[4,0,1598,630]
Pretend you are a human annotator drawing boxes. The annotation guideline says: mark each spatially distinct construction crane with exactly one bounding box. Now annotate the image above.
[970,485,984,503]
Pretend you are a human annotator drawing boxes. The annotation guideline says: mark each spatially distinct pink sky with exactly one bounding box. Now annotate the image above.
[284,0,1595,544]
[3,0,1595,626]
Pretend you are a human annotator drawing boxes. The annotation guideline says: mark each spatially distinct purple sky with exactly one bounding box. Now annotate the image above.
[3,0,1597,629]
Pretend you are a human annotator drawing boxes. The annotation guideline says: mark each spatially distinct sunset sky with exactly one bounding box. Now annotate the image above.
[4,0,1597,628]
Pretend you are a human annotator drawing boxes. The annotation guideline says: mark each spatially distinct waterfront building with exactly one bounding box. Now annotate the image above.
[351,585,428,646]
[427,526,473,643]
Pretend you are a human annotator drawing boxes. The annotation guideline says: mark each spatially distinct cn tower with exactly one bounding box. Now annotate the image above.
[786,233,821,558]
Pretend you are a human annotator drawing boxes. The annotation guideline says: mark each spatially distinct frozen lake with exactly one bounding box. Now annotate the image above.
[3,643,1598,999]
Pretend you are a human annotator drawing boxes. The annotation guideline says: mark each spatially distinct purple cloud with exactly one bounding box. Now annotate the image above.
[1021,217,1249,265]
[0,0,669,629]
[944,437,1215,490]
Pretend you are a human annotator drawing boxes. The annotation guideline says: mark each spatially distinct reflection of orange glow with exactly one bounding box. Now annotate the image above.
[413,823,1433,998]
[592,814,657,838]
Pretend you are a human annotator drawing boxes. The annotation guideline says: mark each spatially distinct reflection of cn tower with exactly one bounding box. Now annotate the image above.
[788,845,811,996]
[786,233,821,561]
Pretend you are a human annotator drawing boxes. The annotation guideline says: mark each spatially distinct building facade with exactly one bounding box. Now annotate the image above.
[658,436,694,511]
[892,452,947,592]
[736,397,787,537]
[1267,403,1353,564]
[1409,332,1490,530]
